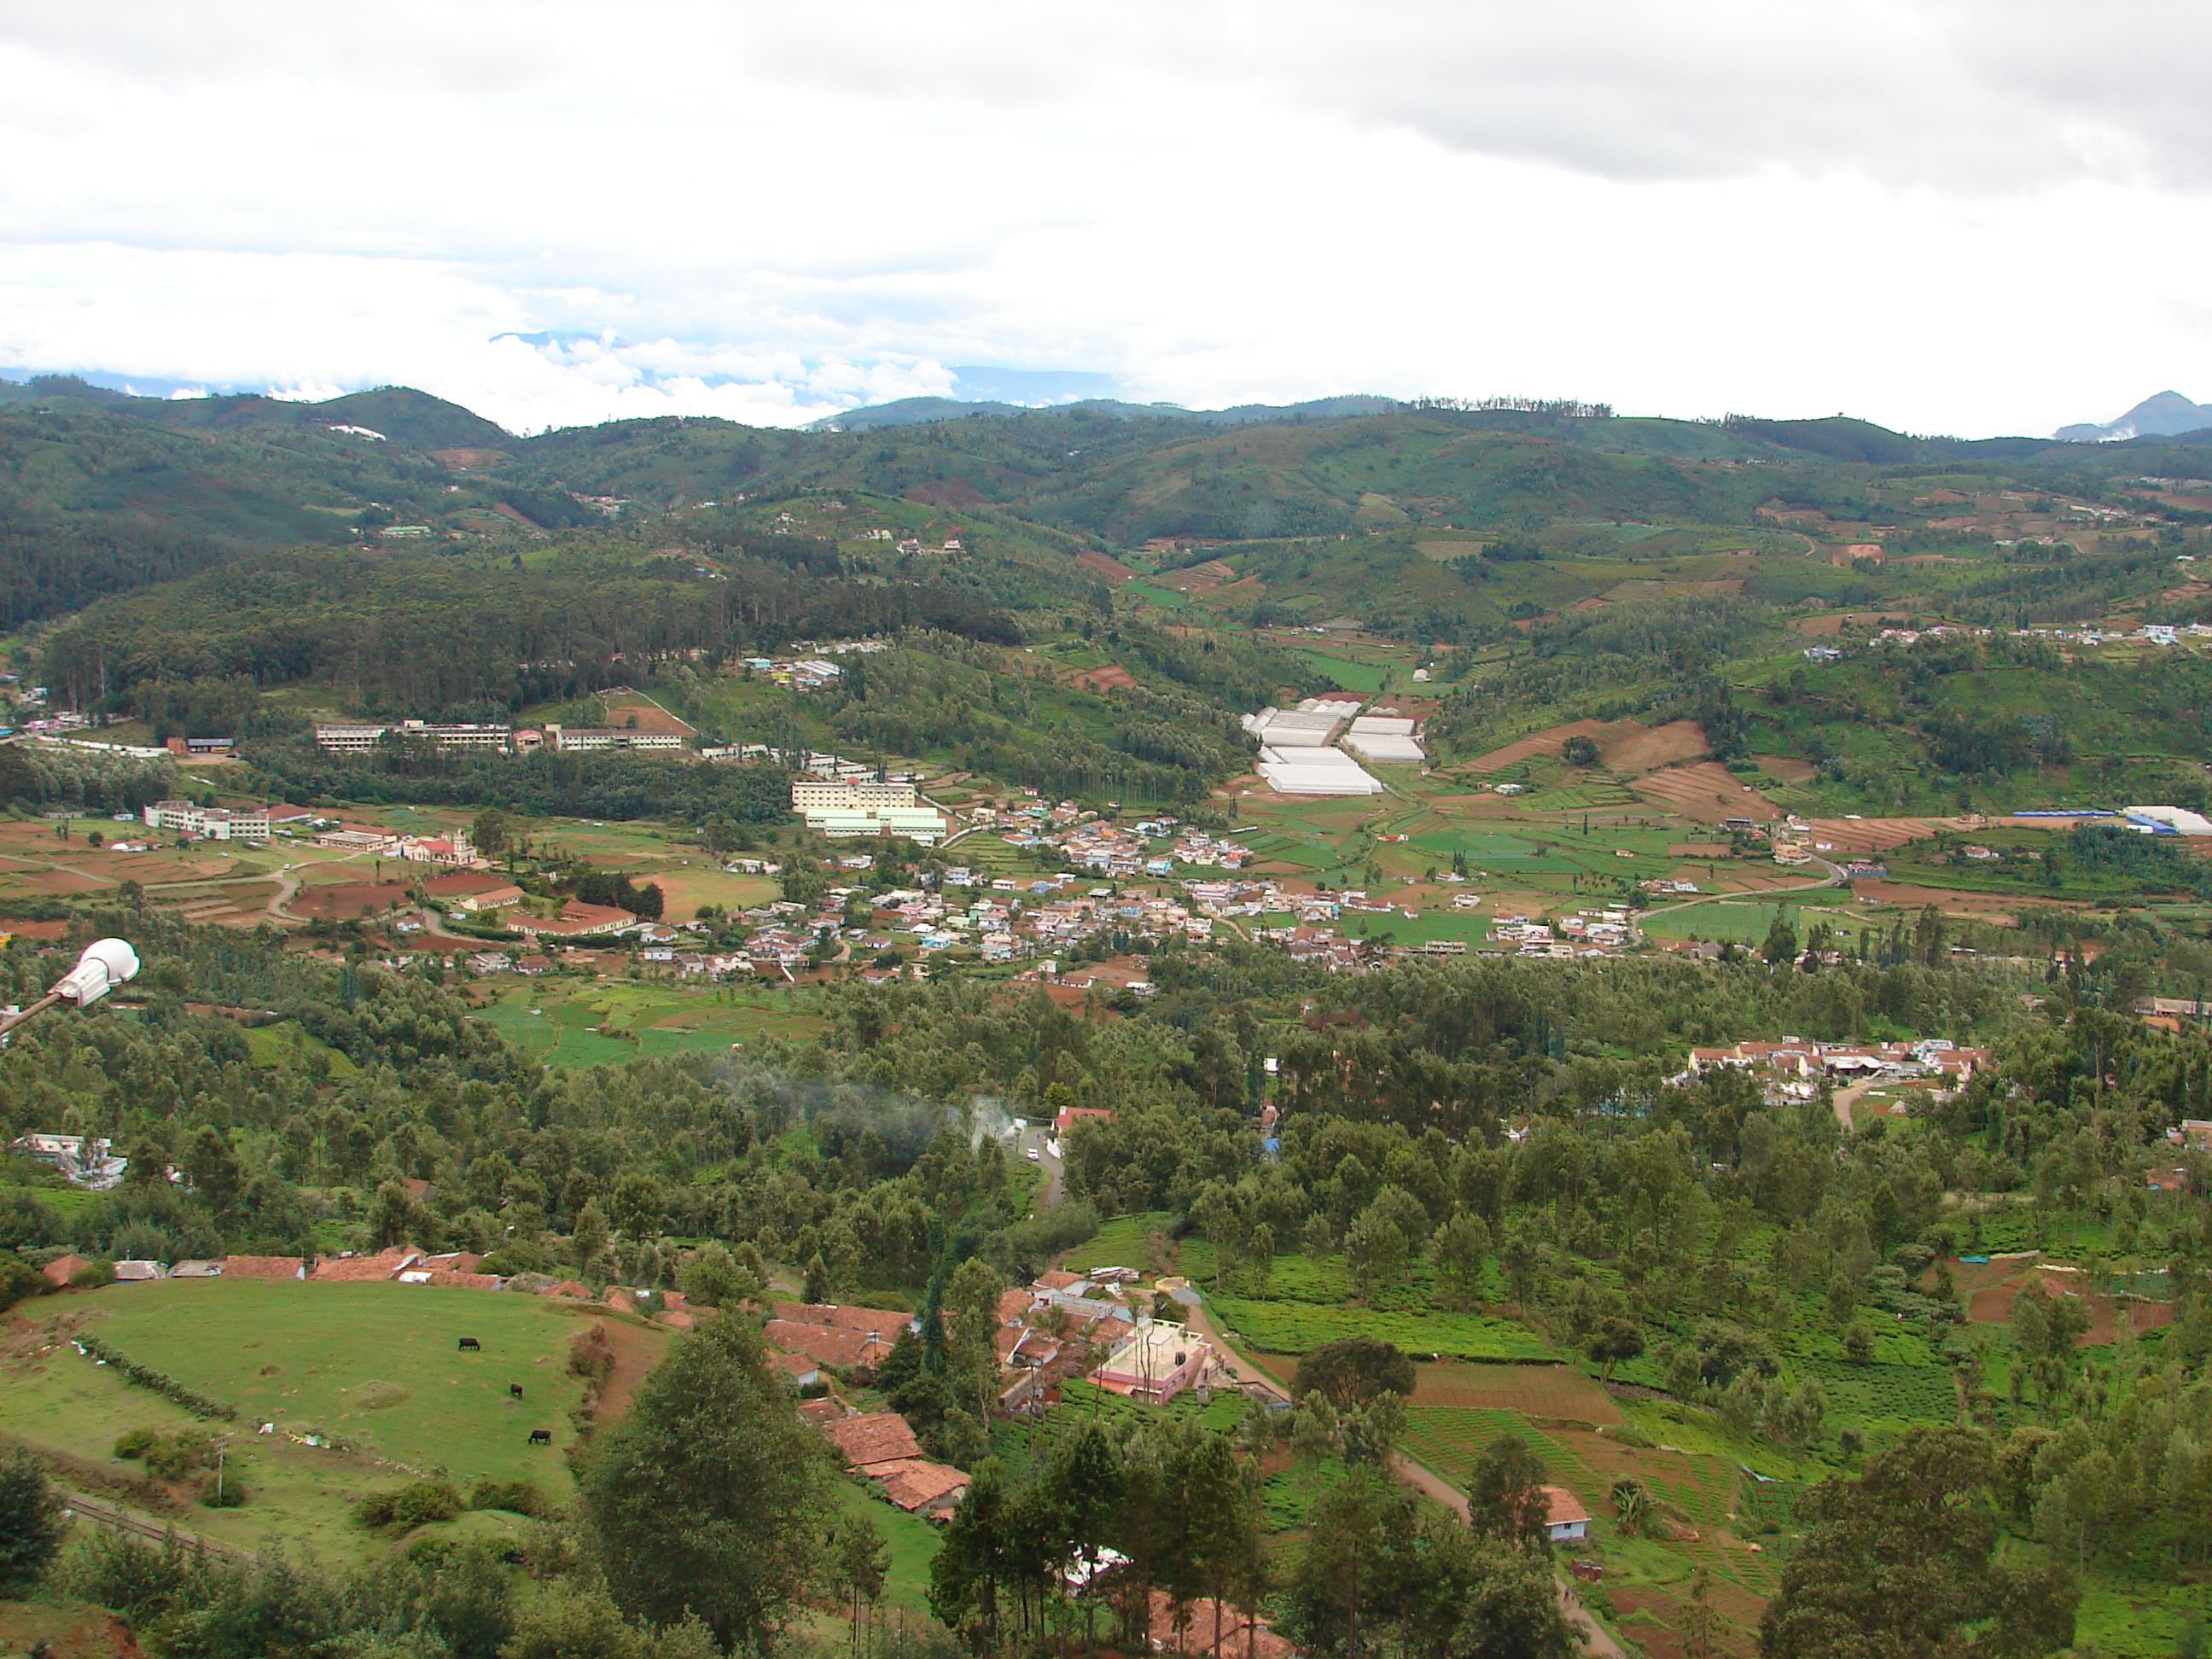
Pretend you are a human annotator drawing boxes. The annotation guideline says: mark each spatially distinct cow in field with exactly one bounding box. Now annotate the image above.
[528,1429,552,1445]
[457,1337,481,1352]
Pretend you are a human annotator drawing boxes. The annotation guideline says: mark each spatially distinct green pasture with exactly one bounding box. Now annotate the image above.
[474,981,823,1066]
[56,1279,592,1479]
[3,1280,593,1563]
[1056,1211,1174,1275]
[1292,650,1392,692]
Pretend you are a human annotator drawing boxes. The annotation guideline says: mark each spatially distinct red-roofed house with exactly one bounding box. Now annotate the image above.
[870,1458,970,1517]
[222,1254,306,1280]
[768,1351,823,1388]
[39,1254,92,1288]
[766,1319,895,1375]
[1543,1486,1589,1543]
[773,1301,911,1337]
[826,1412,923,1471]
[311,1249,420,1283]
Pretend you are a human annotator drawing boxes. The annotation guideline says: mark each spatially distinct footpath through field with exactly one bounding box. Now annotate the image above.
[1184,1297,1630,1658]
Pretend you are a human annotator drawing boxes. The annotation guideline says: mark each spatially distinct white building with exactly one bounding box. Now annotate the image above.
[143,800,271,842]
[793,779,919,812]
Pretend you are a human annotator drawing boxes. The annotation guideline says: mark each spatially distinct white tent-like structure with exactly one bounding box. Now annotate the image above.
[1341,713,1425,764]
[1257,746,1384,795]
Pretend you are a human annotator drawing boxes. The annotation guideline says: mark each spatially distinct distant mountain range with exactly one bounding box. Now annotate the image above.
[2054,390,2212,442]
[807,393,1408,434]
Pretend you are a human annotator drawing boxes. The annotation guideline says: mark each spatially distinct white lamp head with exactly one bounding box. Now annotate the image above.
[49,937,140,1006]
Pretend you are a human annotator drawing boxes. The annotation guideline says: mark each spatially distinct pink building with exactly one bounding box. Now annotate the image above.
[1091,1322,1214,1404]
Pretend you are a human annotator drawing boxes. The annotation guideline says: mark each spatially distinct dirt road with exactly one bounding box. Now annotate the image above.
[1186,1297,1626,1656]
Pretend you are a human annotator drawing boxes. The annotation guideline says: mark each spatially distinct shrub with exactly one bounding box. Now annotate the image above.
[0,1446,66,1592]
[367,1480,464,1529]
[199,1472,247,1508]
[78,1336,236,1420]
[113,1429,158,1460]
[469,1477,544,1517]
[145,1431,213,1481]
[0,1251,49,1313]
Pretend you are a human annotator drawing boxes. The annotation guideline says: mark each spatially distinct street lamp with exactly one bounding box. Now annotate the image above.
[0,937,140,1039]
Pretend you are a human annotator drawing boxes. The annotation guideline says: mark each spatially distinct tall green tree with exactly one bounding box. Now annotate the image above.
[1758,1427,2077,1659]
[0,1445,65,1592]
[579,1313,830,1650]
[1292,1336,1417,1412]
[931,1458,1015,1651]
[1466,1435,1552,1554]
[1289,1467,1418,1659]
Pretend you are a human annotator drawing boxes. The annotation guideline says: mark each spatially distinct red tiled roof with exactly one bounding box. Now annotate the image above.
[417,1251,482,1273]
[544,1279,593,1299]
[40,1254,92,1287]
[827,1412,923,1470]
[1035,1270,1084,1290]
[768,1350,820,1377]
[1144,1592,1297,1659]
[772,1301,909,1337]
[871,1458,970,1512]
[996,1288,1033,1323]
[1543,1485,1589,1525]
[425,1271,501,1289]
[766,1320,894,1371]
[799,1396,847,1425]
[660,1309,696,1330]
[311,1249,418,1282]
[221,1254,306,1280]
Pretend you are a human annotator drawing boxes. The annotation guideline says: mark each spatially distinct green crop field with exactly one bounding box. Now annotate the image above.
[3,1280,603,1563]
[1207,1292,1557,1360]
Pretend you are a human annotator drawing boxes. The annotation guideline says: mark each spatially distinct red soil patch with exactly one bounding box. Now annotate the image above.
[588,1314,672,1419]
[601,700,696,736]
[430,447,503,471]
[1953,1255,2174,1344]
[1632,763,1782,824]
[1076,550,1138,583]
[26,870,105,893]
[1410,1362,1622,1424]
[1158,559,1238,591]
[1468,719,1644,774]
[1068,664,1138,692]
[1848,881,2019,918]
[291,880,415,919]
[1749,753,1816,783]
[0,917,68,938]
[1802,818,1957,856]
[1600,720,1708,776]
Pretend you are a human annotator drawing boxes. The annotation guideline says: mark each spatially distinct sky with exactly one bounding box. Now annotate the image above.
[1,0,2209,437]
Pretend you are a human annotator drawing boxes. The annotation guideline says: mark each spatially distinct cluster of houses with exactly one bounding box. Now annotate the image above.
[1674,1036,1990,1107]
[13,1132,132,1190]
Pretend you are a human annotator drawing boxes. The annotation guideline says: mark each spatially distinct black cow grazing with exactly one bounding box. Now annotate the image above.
[509,1383,524,1399]
[528,1429,552,1445]
[457,1337,481,1352]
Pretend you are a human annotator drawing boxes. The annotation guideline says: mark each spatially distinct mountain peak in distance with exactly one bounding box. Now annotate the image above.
[2053,389,2210,442]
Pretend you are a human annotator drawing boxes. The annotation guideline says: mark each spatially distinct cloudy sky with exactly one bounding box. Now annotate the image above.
[1,0,2207,435]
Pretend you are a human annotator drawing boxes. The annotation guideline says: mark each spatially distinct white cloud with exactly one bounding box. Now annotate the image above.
[0,2,2206,435]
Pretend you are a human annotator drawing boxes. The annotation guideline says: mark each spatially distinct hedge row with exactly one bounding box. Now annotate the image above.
[79,1335,237,1421]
